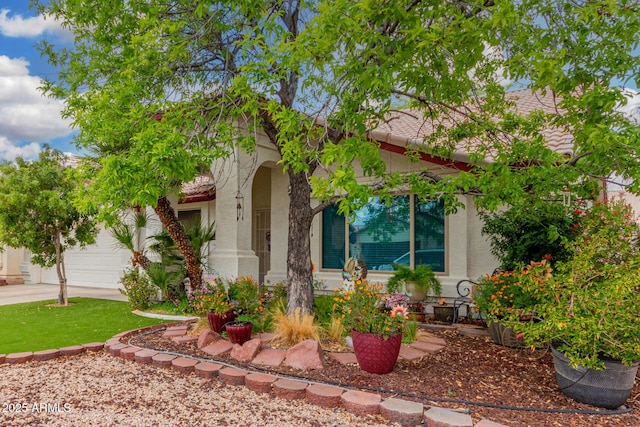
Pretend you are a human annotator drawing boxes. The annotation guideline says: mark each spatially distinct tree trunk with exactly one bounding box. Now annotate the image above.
[54,230,68,306]
[285,171,315,316]
[153,196,202,292]
[132,251,151,271]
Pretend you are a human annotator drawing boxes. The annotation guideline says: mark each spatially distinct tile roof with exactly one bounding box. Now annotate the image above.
[182,173,215,198]
[184,90,574,196]
[368,89,574,162]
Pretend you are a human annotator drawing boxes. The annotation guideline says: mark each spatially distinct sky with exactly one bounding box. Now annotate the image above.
[0,1,75,161]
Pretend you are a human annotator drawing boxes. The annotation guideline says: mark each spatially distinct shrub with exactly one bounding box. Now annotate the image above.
[326,315,346,343]
[402,319,418,344]
[386,264,441,295]
[333,280,408,339]
[189,279,233,317]
[501,200,640,369]
[227,276,265,315]
[313,294,335,325]
[264,280,288,308]
[118,268,158,311]
[479,201,580,270]
[472,264,547,319]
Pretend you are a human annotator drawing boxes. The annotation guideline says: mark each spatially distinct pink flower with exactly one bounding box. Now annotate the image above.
[390,305,409,319]
[515,333,524,339]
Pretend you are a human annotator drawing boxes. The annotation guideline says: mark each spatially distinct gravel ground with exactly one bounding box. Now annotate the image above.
[0,352,397,427]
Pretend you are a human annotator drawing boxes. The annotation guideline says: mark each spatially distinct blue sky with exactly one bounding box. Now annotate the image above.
[0,1,76,161]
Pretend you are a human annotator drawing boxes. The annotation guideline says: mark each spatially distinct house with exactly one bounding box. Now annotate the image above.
[10,90,591,299]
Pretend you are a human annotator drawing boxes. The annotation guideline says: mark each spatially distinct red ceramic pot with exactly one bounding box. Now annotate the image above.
[225,321,253,345]
[351,330,402,374]
[207,311,236,333]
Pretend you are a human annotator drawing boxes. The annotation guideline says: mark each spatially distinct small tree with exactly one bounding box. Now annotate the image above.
[0,148,97,305]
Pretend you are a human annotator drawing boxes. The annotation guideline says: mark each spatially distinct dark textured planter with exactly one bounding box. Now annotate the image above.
[551,345,639,409]
[207,311,236,333]
[225,321,253,345]
[351,330,402,374]
[433,305,455,322]
[488,321,525,348]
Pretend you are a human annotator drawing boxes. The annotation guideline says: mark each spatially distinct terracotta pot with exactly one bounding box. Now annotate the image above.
[410,312,426,322]
[351,330,402,374]
[225,321,253,345]
[207,311,236,333]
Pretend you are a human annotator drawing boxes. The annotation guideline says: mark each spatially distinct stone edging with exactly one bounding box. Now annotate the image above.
[1,321,507,427]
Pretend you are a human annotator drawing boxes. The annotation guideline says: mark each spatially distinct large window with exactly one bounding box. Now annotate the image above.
[322,196,445,272]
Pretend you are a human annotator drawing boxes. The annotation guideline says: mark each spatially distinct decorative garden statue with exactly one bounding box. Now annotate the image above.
[341,257,368,289]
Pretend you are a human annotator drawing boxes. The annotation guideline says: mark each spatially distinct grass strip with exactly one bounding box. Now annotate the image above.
[0,297,168,354]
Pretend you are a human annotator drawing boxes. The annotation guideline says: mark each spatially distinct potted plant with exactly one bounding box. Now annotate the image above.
[334,280,409,374]
[225,320,253,345]
[189,279,236,333]
[406,301,426,323]
[433,298,456,323]
[227,276,265,316]
[500,200,640,408]
[386,264,441,301]
[472,266,543,347]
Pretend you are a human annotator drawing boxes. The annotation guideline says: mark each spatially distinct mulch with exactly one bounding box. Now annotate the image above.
[124,322,639,427]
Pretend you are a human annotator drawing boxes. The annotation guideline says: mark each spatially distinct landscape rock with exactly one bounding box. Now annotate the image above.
[284,339,324,370]
[197,329,220,349]
[230,338,262,362]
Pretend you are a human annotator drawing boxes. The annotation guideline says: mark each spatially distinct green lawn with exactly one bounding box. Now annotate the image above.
[0,298,168,354]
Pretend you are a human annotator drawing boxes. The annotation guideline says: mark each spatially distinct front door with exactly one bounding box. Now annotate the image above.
[254,209,271,284]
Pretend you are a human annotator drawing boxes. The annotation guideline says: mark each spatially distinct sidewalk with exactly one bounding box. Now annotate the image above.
[0,283,127,306]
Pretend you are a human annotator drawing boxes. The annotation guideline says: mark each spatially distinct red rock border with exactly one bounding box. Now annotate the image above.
[0,321,508,427]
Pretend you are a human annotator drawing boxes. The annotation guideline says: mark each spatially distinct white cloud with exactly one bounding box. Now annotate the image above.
[0,136,40,161]
[0,55,73,161]
[0,8,70,40]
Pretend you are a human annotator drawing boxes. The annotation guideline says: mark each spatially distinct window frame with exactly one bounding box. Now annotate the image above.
[320,195,446,274]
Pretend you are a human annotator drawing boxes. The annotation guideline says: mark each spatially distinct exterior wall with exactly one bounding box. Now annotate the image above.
[466,200,499,281]
[263,164,289,285]
[0,247,25,285]
[21,125,496,292]
[285,149,496,299]
[30,199,216,289]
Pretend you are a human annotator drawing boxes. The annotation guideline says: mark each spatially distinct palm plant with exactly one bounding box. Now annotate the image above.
[147,221,216,302]
[109,210,153,270]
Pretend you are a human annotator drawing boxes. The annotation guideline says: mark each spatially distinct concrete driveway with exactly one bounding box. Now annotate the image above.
[0,283,127,306]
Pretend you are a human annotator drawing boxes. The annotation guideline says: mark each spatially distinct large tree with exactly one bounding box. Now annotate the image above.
[35,0,640,314]
[0,148,97,305]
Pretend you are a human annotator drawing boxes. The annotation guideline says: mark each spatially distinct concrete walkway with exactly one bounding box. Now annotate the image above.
[0,283,127,306]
